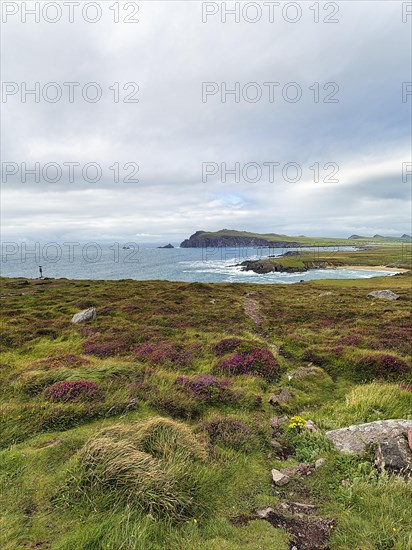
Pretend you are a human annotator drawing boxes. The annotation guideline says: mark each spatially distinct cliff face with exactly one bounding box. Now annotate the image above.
[239,259,345,274]
[180,231,301,248]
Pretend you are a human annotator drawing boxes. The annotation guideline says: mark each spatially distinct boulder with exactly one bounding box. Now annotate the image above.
[71,307,97,324]
[375,434,412,475]
[326,419,412,454]
[367,290,400,301]
[271,468,290,486]
[269,389,292,407]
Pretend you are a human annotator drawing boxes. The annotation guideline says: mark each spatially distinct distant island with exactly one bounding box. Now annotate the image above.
[180,229,411,248]
[157,243,174,249]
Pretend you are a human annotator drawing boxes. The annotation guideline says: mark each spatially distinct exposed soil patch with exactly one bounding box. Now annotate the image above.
[231,505,335,550]
[265,510,335,550]
[243,293,280,354]
[244,293,264,328]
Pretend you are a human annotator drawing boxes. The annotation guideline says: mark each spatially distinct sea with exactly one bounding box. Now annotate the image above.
[0,243,401,284]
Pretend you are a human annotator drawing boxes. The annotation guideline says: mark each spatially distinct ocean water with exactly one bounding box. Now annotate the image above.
[0,243,399,284]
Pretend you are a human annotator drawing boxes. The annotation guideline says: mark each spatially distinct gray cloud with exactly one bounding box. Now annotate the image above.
[1,1,411,241]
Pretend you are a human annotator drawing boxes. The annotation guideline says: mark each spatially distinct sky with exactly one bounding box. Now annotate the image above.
[1,0,411,244]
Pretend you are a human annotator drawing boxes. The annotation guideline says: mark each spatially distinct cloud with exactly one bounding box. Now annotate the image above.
[1,1,411,241]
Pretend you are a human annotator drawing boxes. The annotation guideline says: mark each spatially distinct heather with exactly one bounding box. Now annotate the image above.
[214,347,284,381]
[44,380,102,402]
[0,256,411,549]
[175,374,235,404]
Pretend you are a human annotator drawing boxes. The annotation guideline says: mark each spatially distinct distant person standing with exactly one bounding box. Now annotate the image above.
[39,266,43,279]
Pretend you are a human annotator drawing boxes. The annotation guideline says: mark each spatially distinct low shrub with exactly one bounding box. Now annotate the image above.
[32,354,89,370]
[198,416,261,452]
[15,370,66,396]
[44,380,102,402]
[82,338,132,358]
[213,347,283,381]
[175,374,235,405]
[134,341,198,368]
[214,338,242,356]
[150,391,202,420]
[302,346,330,366]
[354,353,410,381]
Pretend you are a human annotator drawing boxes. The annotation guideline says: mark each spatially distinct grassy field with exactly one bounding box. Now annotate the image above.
[0,253,411,549]
[270,244,412,270]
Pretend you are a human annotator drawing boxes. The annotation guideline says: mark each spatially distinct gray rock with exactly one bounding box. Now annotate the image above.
[319,291,335,297]
[315,458,326,469]
[326,419,412,454]
[271,468,290,486]
[288,367,320,380]
[367,290,400,301]
[282,463,313,477]
[305,420,318,433]
[269,389,292,407]
[71,307,97,324]
[375,435,412,476]
[255,507,274,519]
[269,415,289,429]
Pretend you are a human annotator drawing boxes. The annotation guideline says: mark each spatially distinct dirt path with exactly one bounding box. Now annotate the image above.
[243,292,280,355]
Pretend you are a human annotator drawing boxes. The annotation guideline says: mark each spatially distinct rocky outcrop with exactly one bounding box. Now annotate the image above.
[326,419,412,454]
[375,435,412,475]
[240,260,303,274]
[238,259,344,275]
[367,290,400,300]
[180,230,301,248]
[71,307,96,324]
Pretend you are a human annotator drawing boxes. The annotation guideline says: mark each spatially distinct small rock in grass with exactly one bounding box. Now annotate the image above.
[270,415,289,429]
[367,290,399,301]
[408,429,412,452]
[318,291,334,297]
[255,507,274,519]
[315,458,325,469]
[305,420,318,433]
[288,367,320,380]
[271,468,290,486]
[282,463,313,477]
[269,389,292,406]
[71,307,97,324]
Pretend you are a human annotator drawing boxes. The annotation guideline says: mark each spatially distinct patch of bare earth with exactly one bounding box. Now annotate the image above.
[231,501,335,550]
[243,292,280,354]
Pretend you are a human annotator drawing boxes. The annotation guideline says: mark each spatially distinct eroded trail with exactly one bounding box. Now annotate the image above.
[243,292,279,355]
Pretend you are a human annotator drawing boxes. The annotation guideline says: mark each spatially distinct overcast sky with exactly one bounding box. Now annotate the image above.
[1,0,411,243]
